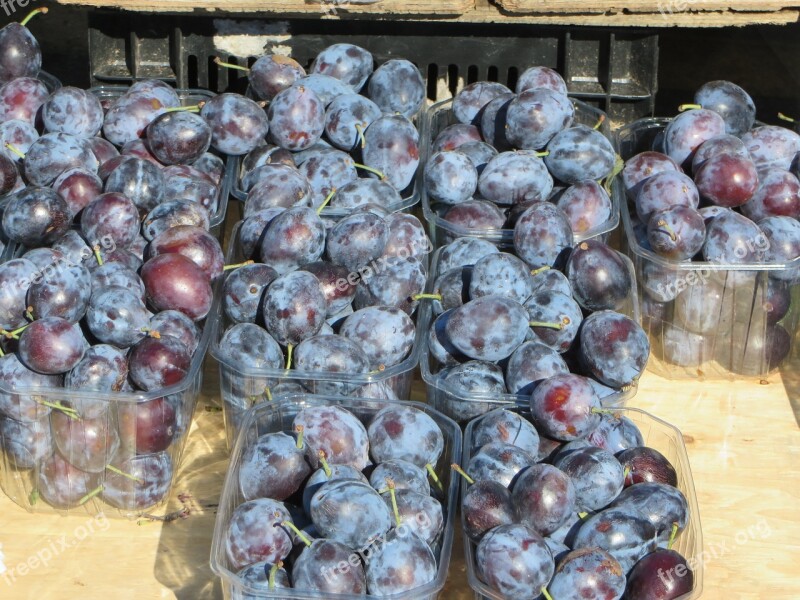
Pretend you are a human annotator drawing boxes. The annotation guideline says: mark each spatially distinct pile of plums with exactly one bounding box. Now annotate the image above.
[426,232,650,423]
[423,66,618,241]
[215,203,432,438]
[622,79,798,375]
[0,72,228,230]
[222,401,452,597]
[0,208,223,511]
[228,42,423,210]
[459,407,694,600]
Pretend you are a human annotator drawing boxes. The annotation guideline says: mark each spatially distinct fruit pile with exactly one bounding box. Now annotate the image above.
[621,80,799,375]
[460,407,694,600]
[0,8,242,512]
[220,399,455,597]
[229,43,424,211]
[423,66,620,244]
[425,234,650,422]
[215,202,431,439]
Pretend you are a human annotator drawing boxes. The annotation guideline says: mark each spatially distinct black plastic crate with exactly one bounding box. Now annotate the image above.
[88,13,657,123]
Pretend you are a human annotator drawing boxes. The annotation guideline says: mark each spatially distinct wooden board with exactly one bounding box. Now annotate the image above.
[53,0,476,17]
[0,358,799,599]
[51,0,800,26]
[494,0,800,15]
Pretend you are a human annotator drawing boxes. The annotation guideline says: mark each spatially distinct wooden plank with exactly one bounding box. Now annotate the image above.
[53,0,475,16]
[53,0,800,26]
[494,0,800,15]
[0,360,798,599]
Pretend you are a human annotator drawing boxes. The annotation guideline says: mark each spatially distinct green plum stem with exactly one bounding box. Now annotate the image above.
[223,260,254,271]
[578,511,589,519]
[352,163,385,180]
[79,485,104,506]
[355,123,367,149]
[530,266,551,276]
[269,561,283,590]
[678,103,702,111]
[93,245,104,266]
[263,386,273,402]
[280,519,312,547]
[591,407,616,415]
[317,450,332,478]
[285,344,293,371]
[29,489,38,505]
[540,586,555,600]
[20,7,48,27]
[426,463,444,493]
[593,114,606,130]
[534,151,549,157]
[623,465,631,480]
[386,479,402,527]
[602,154,625,195]
[4,142,25,159]
[213,57,249,73]
[316,188,336,213]
[0,346,4,357]
[778,112,796,123]
[450,463,474,485]
[35,398,79,419]
[529,321,564,330]
[25,306,34,321]
[412,293,442,301]
[668,522,680,549]
[295,425,304,450]
[106,465,143,484]
[164,103,204,113]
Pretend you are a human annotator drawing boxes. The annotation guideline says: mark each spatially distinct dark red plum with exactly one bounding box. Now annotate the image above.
[0,77,47,125]
[567,240,632,311]
[505,339,569,395]
[525,290,583,353]
[53,167,103,216]
[555,445,624,511]
[557,179,613,234]
[2,186,71,247]
[258,207,326,274]
[141,253,213,320]
[742,125,800,171]
[369,459,429,496]
[128,335,191,391]
[148,225,224,282]
[511,462,576,535]
[545,124,616,184]
[324,93,381,151]
[530,373,601,441]
[452,81,511,125]
[610,482,689,544]
[694,80,755,136]
[18,317,85,375]
[635,170,699,222]
[292,537,366,594]
[42,87,104,138]
[353,256,426,315]
[0,414,51,469]
[626,548,694,599]
[267,85,324,152]
[461,478,515,540]
[516,66,568,94]
[740,168,800,221]
[445,295,529,362]
[586,413,644,454]
[470,252,533,304]
[247,54,306,101]
[148,310,200,354]
[647,205,706,261]
[117,396,177,455]
[424,150,478,205]
[694,152,758,208]
[622,151,681,201]
[618,446,678,487]
[580,311,650,388]
[432,123,482,153]
[104,157,165,212]
[438,237,498,272]
[443,200,506,232]
[479,151,554,206]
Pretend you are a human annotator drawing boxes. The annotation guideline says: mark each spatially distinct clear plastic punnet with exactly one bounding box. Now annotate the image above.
[420,97,621,248]
[210,394,462,600]
[461,405,703,600]
[617,117,799,379]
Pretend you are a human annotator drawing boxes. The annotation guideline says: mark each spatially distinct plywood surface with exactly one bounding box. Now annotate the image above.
[0,356,798,599]
[51,0,800,26]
